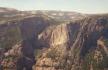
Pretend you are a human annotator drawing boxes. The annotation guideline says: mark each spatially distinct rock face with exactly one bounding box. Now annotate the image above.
[35,24,70,70]
[33,21,81,70]
[34,15,108,70]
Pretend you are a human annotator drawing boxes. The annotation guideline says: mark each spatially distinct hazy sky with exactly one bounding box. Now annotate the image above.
[0,0,108,14]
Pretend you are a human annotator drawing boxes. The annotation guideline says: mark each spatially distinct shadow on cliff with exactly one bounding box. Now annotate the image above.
[80,18,108,58]
[16,16,50,70]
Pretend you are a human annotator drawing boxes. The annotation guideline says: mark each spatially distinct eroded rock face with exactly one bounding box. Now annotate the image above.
[38,24,69,47]
[34,22,81,70]
[35,24,67,70]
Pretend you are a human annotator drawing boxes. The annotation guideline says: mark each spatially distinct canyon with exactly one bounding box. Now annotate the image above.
[0,7,108,70]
